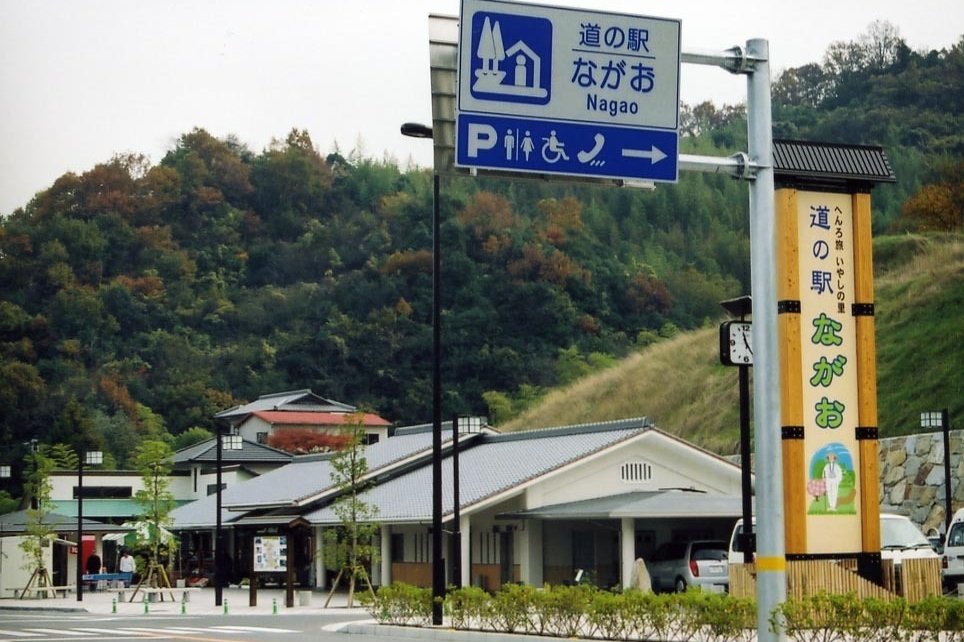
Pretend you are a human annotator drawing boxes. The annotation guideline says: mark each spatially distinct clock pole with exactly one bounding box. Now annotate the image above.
[720,296,755,559]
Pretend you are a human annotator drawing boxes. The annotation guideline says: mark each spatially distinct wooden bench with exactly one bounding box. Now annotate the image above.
[5,585,76,599]
[122,586,201,603]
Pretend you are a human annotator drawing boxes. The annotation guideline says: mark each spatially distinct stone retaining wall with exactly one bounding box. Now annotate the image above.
[879,429,963,535]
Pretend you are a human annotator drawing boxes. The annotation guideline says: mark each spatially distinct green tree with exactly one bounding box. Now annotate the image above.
[171,426,213,451]
[323,413,378,607]
[132,440,176,578]
[20,444,75,587]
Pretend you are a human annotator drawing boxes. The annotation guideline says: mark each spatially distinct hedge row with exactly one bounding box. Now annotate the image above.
[362,583,964,642]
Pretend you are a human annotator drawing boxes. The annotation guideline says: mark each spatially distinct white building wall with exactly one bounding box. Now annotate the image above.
[238,417,273,443]
[524,432,743,510]
[0,536,54,594]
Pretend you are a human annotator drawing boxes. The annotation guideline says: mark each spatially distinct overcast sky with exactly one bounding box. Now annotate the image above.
[1,0,961,215]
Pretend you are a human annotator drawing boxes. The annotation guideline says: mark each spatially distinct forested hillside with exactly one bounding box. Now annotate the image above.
[0,24,960,478]
[503,233,964,453]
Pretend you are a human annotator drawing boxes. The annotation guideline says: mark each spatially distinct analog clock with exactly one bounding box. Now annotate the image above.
[720,320,753,366]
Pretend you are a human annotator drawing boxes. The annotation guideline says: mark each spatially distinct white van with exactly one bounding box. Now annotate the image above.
[729,514,939,566]
[879,513,940,565]
[943,508,964,591]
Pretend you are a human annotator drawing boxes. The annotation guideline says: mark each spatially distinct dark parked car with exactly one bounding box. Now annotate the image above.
[647,540,729,593]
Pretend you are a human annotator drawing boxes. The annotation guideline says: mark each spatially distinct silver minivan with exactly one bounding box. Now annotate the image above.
[647,539,729,593]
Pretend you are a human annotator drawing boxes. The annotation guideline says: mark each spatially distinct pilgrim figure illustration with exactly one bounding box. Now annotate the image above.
[807,443,857,515]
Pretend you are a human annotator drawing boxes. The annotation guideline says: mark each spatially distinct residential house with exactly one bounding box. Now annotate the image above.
[214,389,392,446]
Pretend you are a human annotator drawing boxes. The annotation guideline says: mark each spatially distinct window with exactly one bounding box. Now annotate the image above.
[364,433,380,445]
[256,432,268,444]
[476,531,499,564]
[620,461,652,483]
[206,482,227,496]
[73,486,132,499]
[946,523,964,547]
[413,532,430,562]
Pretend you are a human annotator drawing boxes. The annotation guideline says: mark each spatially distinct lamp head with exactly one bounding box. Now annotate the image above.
[401,122,434,139]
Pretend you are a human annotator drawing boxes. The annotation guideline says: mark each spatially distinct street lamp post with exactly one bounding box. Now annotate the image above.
[921,409,952,534]
[451,415,483,589]
[401,121,445,625]
[77,450,103,602]
[215,432,242,607]
[0,464,9,583]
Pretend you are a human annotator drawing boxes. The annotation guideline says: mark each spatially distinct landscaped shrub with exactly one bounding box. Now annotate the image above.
[771,592,866,642]
[538,583,595,637]
[772,592,964,642]
[362,582,432,626]
[586,589,631,640]
[904,595,964,642]
[690,590,756,642]
[491,583,538,633]
[370,581,961,642]
[444,585,492,630]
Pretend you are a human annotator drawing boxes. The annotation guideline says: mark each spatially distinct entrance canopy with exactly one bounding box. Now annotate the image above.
[499,489,749,520]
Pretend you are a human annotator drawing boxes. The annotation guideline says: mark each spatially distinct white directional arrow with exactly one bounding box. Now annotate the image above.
[621,145,667,164]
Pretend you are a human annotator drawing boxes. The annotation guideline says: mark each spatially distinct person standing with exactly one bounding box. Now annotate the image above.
[119,550,136,586]
[85,552,101,575]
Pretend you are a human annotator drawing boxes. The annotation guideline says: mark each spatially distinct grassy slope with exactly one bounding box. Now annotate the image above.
[502,233,963,453]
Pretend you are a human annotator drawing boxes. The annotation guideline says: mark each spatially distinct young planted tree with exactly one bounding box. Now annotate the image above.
[323,414,379,607]
[20,443,76,592]
[131,439,176,597]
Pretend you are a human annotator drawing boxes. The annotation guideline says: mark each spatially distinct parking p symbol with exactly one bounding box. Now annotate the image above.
[466,123,498,158]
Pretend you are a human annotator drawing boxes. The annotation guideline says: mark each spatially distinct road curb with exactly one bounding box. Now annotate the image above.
[341,621,564,641]
[0,605,89,613]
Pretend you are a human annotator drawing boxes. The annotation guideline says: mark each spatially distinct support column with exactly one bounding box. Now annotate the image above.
[620,518,635,589]
[517,519,542,586]
[380,526,392,588]
[460,516,472,588]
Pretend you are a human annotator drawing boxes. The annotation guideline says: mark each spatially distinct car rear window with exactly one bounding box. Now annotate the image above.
[949,523,964,548]
[691,541,728,561]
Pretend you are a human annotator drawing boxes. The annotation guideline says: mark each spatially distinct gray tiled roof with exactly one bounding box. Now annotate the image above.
[168,492,245,529]
[172,438,293,466]
[773,139,896,186]
[214,389,356,419]
[219,429,444,509]
[303,417,653,524]
[0,509,132,534]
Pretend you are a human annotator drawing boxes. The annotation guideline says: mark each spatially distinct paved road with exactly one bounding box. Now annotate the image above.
[0,611,383,642]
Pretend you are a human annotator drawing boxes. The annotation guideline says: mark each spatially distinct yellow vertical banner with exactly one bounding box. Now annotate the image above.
[776,188,806,554]
[852,192,881,552]
[795,191,863,555]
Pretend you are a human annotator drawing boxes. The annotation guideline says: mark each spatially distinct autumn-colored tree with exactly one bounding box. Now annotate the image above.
[901,162,963,232]
[265,428,351,454]
[458,191,518,254]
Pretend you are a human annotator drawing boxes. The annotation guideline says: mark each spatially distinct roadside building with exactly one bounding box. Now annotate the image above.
[170,417,747,591]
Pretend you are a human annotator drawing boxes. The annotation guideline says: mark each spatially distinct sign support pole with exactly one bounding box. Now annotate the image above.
[745,38,786,642]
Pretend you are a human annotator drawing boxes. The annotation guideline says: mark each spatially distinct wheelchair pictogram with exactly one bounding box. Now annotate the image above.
[541,130,570,163]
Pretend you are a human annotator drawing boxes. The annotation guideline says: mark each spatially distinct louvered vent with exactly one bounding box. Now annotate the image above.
[620,461,652,483]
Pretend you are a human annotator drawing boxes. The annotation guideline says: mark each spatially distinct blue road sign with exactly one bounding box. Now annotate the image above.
[457,0,681,183]
[457,113,678,182]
